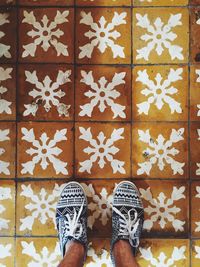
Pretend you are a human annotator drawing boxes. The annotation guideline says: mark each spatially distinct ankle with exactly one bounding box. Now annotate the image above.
[64,240,85,258]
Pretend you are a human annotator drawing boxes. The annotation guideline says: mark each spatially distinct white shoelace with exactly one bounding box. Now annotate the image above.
[113,207,140,247]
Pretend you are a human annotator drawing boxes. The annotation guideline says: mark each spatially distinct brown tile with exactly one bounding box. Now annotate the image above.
[191,0,200,4]
[190,123,200,178]
[76,66,131,121]
[19,0,74,5]
[132,65,188,121]
[18,64,74,121]
[133,8,189,64]
[192,240,200,267]
[133,0,188,6]
[190,66,200,121]
[75,122,131,178]
[0,238,14,267]
[191,182,200,237]
[18,8,74,63]
[191,8,200,64]
[0,0,15,5]
[76,8,131,64]
[0,65,16,120]
[77,0,131,6]
[17,122,73,178]
[132,122,188,179]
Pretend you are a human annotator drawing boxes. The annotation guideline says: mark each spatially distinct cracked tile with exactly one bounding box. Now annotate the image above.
[191,8,200,64]
[77,0,131,6]
[0,238,14,267]
[190,123,200,178]
[191,182,200,237]
[192,240,200,267]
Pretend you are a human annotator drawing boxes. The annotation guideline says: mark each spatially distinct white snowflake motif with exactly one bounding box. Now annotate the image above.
[79,70,126,119]
[87,243,112,267]
[0,129,10,175]
[0,67,13,115]
[136,13,184,61]
[195,186,200,232]
[79,127,125,174]
[139,246,186,267]
[0,243,12,267]
[22,10,69,58]
[81,183,113,229]
[195,246,200,259]
[79,11,126,59]
[136,68,183,115]
[21,128,68,175]
[0,187,12,231]
[19,183,66,231]
[21,241,60,267]
[197,129,200,176]
[23,70,71,117]
[196,69,200,117]
[137,128,185,176]
[0,13,11,58]
[139,186,185,232]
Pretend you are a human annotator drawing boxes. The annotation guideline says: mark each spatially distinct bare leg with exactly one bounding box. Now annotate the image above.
[113,240,140,267]
[58,241,85,267]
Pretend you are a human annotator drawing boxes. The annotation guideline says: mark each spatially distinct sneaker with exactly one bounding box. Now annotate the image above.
[111,181,144,261]
[56,182,88,258]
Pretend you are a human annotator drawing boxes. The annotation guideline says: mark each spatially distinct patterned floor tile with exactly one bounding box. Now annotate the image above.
[190,66,200,121]
[132,65,188,121]
[17,122,73,178]
[191,181,200,237]
[190,123,200,178]
[0,0,15,5]
[77,0,131,6]
[19,0,74,5]
[192,240,200,267]
[0,237,14,267]
[75,122,131,178]
[76,8,131,64]
[0,65,16,120]
[132,122,188,179]
[133,8,189,64]
[191,0,200,4]
[75,66,131,121]
[133,0,188,6]
[191,8,200,64]
[18,64,74,121]
[18,8,74,63]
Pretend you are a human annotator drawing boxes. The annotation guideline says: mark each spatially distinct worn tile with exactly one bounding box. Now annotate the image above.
[190,123,200,178]
[19,8,74,63]
[18,64,74,121]
[192,240,200,267]
[77,0,131,6]
[0,65,16,120]
[190,66,200,121]
[75,122,131,178]
[132,122,188,178]
[133,0,188,6]
[0,0,15,5]
[76,8,131,64]
[191,0,200,4]
[19,0,74,5]
[0,238,14,267]
[133,8,189,64]
[17,122,73,178]
[191,8,200,64]
[132,65,188,121]
[191,182,200,237]
[0,122,16,178]
[16,238,61,266]
[76,66,131,121]
[0,180,15,236]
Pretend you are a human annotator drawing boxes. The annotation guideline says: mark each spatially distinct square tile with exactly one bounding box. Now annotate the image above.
[0,0,15,5]
[191,8,200,64]
[77,0,131,6]
[0,8,17,63]
[18,8,74,63]
[190,123,200,178]
[192,240,200,267]
[17,122,73,178]
[19,0,74,5]
[132,65,188,121]
[132,122,188,178]
[0,180,15,236]
[191,181,200,237]
[133,0,188,6]
[133,8,189,64]
[75,66,131,122]
[190,66,200,120]
[76,8,131,64]
[0,122,16,178]
[75,122,131,178]
[18,64,74,121]
[0,65,16,120]
[0,238,14,267]
[190,0,200,4]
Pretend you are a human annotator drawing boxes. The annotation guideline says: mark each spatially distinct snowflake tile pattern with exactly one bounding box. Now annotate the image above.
[133,65,188,121]
[0,238,14,267]
[17,122,73,178]
[190,123,200,178]
[18,65,73,121]
[191,8,200,63]
[190,66,200,120]
[19,8,74,62]
[133,8,189,64]
[191,182,200,237]
[192,240,200,267]
[19,0,73,5]
[76,66,131,121]
[77,0,131,6]
[75,122,131,178]
[76,8,131,64]
[132,123,188,178]
[134,0,188,6]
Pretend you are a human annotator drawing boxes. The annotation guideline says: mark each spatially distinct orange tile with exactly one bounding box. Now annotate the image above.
[191,182,200,237]
[132,65,188,121]
[0,238,14,267]
[75,122,131,178]
[133,8,189,64]
[17,122,73,178]
[76,8,131,64]
[19,0,74,5]
[190,123,200,178]
[191,8,200,64]
[133,0,188,6]
[192,240,200,267]
[132,122,188,179]
[77,0,131,6]
[76,66,131,121]
[190,66,200,121]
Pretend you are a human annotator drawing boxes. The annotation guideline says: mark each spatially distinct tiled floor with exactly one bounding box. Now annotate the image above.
[0,0,199,266]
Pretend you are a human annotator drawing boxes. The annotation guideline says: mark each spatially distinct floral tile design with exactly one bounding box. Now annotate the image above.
[75,66,131,121]
[77,0,131,6]
[19,8,74,63]
[18,65,74,121]
[132,65,188,121]
[75,122,131,178]
[190,66,200,121]
[0,238,14,267]
[19,0,74,5]
[16,238,61,267]
[191,8,200,64]
[133,8,189,64]
[133,0,188,6]
[192,240,200,267]
[16,181,67,236]
[132,122,188,178]
[76,8,131,64]
[17,122,73,178]
[0,65,16,120]
[191,182,200,237]
[190,123,200,178]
